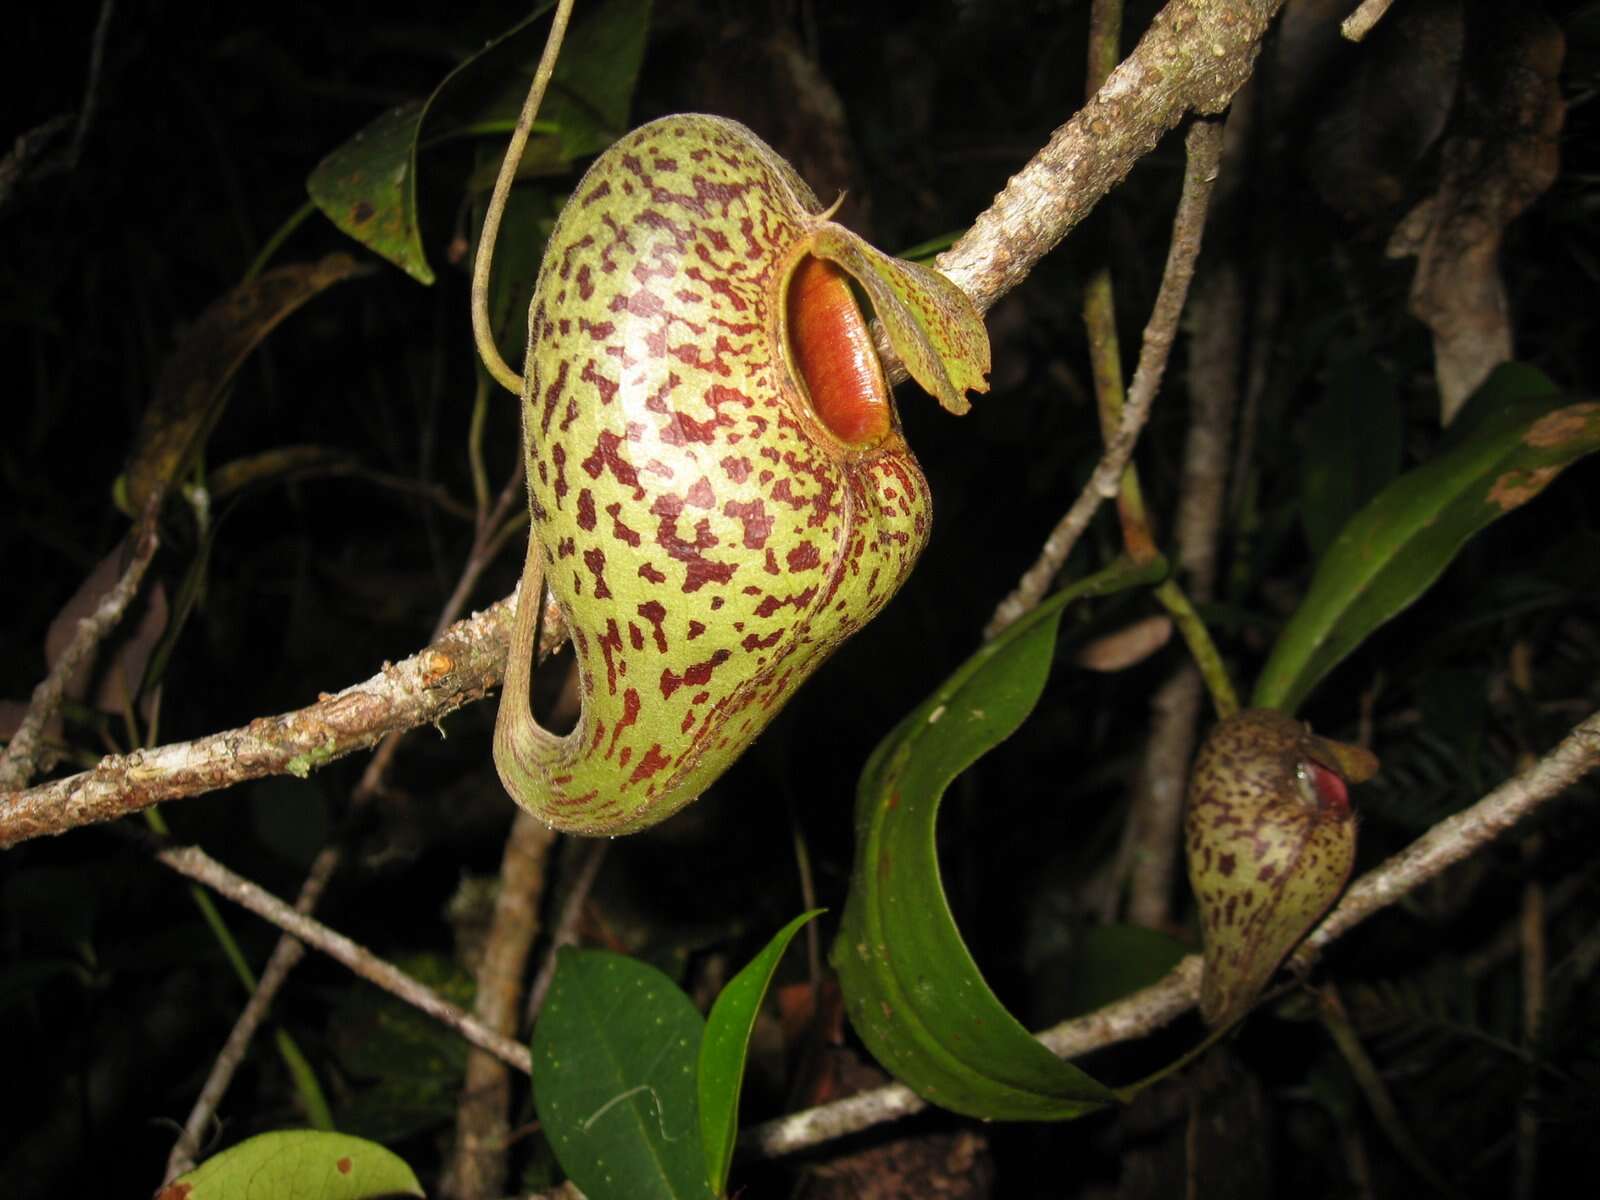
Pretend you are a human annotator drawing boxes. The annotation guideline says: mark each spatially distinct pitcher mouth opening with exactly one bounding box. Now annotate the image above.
[783,253,892,448]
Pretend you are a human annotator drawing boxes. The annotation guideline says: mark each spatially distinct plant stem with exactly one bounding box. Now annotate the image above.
[470,0,576,395]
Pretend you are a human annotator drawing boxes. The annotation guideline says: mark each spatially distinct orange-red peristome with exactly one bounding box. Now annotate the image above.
[786,255,891,446]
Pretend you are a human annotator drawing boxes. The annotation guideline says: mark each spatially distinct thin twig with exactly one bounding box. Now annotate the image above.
[0,501,160,790]
[1297,709,1600,963]
[525,839,610,1024]
[70,0,116,169]
[1342,0,1397,43]
[985,119,1226,638]
[443,811,560,1199]
[931,0,1281,323]
[162,843,340,1179]
[154,842,531,1073]
[164,473,541,1180]
[471,0,576,395]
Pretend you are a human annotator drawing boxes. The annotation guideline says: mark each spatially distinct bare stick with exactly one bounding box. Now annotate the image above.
[0,501,159,790]
[442,811,559,1199]
[1342,0,1397,43]
[985,119,1226,638]
[1297,708,1600,962]
[471,0,576,395]
[526,838,610,1023]
[163,843,340,1180]
[154,842,531,1073]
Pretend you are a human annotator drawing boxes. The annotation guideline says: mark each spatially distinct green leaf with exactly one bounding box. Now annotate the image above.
[308,0,651,281]
[831,556,1167,1121]
[533,948,714,1200]
[166,1130,422,1199]
[698,910,823,1195]
[1254,370,1600,712]
[307,102,436,284]
[1300,353,1403,559]
[810,225,991,416]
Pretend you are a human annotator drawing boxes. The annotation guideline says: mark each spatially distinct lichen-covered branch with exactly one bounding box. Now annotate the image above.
[933,0,1283,321]
[0,588,566,848]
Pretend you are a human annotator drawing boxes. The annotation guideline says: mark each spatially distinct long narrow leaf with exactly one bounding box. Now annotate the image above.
[1255,376,1600,713]
[698,910,823,1195]
[831,557,1166,1120]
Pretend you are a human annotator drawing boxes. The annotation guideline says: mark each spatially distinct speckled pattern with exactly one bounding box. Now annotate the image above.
[494,115,986,835]
[1184,709,1372,1026]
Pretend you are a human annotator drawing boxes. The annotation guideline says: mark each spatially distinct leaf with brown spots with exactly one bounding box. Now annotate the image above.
[1254,365,1600,713]
[168,1129,422,1198]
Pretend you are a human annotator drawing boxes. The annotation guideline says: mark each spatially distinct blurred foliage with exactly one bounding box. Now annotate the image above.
[4,1,1600,1197]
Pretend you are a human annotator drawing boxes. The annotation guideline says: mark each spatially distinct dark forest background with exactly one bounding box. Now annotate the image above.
[5,1,1600,1196]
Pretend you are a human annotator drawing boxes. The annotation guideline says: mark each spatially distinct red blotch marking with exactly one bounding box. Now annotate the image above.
[337,1157,352,1175]
[605,501,642,547]
[742,629,784,652]
[786,542,822,573]
[547,787,601,811]
[723,498,773,549]
[628,743,672,786]
[686,477,716,508]
[639,562,667,584]
[557,536,576,559]
[687,619,706,640]
[607,687,641,759]
[581,179,612,208]
[649,492,736,593]
[580,360,619,408]
[681,709,697,733]
[611,286,667,320]
[538,359,570,437]
[578,316,615,342]
[596,618,625,695]
[551,443,569,505]
[637,599,669,652]
[686,263,749,312]
[584,547,611,599]
[721,455,752,483]
[660,648,733,699]
[581,430,646,500]
[576,489,596,531]
[754,586,817,619]
[764,549,780,574]
[657,407,721,446]
[692,690,710,704]
[628,622,644,650]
